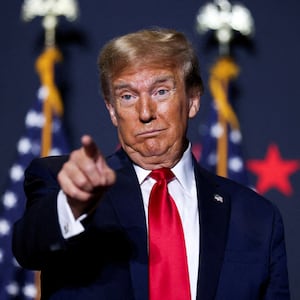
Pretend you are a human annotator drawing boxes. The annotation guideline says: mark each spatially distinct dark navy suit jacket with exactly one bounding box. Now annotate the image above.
[12,149,290,299]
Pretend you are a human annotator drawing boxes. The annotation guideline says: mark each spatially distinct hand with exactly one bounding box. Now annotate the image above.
[57,135,116,218]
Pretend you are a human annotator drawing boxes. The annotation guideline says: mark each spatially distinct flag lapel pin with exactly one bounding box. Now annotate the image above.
[214,194,223,203]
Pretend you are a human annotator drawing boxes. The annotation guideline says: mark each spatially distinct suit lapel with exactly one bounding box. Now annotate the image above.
[194,163,231,300]
[109,164,149,300]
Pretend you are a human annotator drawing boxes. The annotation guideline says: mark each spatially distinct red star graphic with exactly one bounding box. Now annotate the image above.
[247,144,300,196]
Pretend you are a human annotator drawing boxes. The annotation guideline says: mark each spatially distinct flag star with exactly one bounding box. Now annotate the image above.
[26,110,45,128]
[211,122,224,138]
[9,164,24,182]
[228,156,244,172]
[2,191,18,209]
[0,219,10,236]
[18,137,32,154]
[23,283,37,298]
[230,129,242,144]
[6,282,20,296]
[38,85,49,99]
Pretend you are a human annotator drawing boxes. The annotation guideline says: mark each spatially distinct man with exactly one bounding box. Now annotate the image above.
[12,28,290,300]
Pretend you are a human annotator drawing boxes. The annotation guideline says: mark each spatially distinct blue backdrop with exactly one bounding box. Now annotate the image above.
[1,1,299,299]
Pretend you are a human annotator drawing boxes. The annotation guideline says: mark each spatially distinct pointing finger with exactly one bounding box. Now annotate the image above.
[81,135,100,161]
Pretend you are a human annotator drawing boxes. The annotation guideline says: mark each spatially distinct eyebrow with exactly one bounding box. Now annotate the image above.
[113,75,176,92]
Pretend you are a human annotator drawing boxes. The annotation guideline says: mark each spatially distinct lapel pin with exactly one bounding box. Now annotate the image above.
[214,194,223,203]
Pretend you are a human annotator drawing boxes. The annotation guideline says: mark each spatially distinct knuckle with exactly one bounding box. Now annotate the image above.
[75,175,89,190]
[84,163,96,174]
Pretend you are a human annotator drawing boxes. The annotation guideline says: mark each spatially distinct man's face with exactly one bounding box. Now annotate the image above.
[106,65,200,169]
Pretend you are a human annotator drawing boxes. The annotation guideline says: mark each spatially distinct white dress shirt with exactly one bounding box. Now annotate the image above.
[57,144,199,300]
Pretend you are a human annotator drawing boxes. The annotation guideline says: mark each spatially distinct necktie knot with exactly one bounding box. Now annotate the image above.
[149,168,174,183]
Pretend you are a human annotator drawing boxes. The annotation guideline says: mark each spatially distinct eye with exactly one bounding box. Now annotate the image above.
[121,94,134,101]
[116,91,138,107]
[157,89,168,96]
[152,88,175,101]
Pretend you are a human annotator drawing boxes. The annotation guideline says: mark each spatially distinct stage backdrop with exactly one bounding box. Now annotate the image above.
[1,1,299,299]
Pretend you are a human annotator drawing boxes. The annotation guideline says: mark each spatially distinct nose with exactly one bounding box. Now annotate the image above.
[137,93,156,123]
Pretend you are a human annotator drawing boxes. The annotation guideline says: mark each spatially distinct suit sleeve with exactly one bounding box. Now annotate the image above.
[12,156,68,270]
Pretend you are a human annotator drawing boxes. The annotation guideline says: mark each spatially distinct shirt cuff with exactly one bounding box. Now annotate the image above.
[57,190,87,239]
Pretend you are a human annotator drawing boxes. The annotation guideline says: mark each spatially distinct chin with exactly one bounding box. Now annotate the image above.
[141,145,170,157]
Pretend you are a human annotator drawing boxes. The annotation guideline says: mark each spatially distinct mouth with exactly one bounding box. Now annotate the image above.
[136,128,165,138]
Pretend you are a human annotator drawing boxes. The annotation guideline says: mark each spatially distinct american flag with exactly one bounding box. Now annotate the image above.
[0,49,69,299]
[199,57,248,186]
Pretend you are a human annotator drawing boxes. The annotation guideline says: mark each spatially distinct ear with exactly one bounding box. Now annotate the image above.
[188,88,201,118]
[105,101,118,127]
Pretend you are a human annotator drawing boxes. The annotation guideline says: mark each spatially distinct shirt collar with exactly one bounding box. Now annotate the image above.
[133,143,195,191]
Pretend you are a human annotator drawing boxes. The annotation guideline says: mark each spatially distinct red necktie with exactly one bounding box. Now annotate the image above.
[148,168,191,300]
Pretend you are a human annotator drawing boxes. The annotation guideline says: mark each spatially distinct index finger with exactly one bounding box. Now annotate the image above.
[81,135,100,161]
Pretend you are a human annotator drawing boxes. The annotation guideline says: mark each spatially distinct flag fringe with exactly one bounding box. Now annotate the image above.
[209,56,240,177]
[35,47,64,157]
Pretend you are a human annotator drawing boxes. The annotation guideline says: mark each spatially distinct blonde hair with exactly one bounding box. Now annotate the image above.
[97,27,203,102]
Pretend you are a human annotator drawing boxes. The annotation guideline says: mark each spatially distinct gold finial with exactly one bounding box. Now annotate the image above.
[21,0,79,47]
[196,0,254,55]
